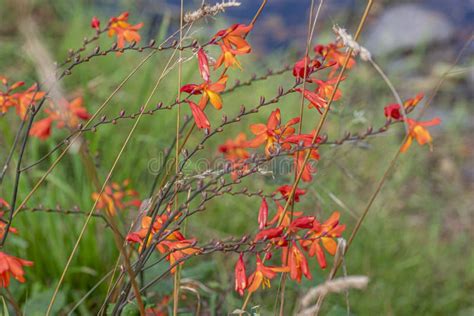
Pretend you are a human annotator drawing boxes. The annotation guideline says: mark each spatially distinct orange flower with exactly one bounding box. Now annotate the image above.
[54,97,91,128]
[92,179,140,216]
[127,215,200,273]
[218,133,250,162]
[288,242,311,282]
[301,211,345,269]
[212,24,253,70]
[311,77,344,102]
[295,88,327,113]
[247,109,300,156]
[9,84,46,120]
[247,255,289,293]
[293,149,320,182]
[267,201,303,228]
[234,253,248,296]
[108,12,143,49]
[30,97,90,140]
[158,239,200,273]
[314,42,355,76]
[181,75,228,110]
[0,198,10,211]
[403,93,424,109]
[0,251,33,288]
[400,118,441,153]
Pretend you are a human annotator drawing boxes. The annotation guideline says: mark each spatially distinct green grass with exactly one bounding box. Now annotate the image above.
[0,2,472,315]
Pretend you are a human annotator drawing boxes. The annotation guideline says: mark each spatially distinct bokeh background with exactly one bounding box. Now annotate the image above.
[0,0,473,314]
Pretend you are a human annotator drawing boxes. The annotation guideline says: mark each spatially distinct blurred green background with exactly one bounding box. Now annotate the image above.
[0,0,472,315]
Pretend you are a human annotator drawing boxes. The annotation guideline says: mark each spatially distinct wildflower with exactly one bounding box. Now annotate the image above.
[258,198,269,230]
[400,118,441,153]
[293,56,321,79]
[247,255,289,293]
[30,97,90,140]
[127,215,200,273]
[212,24,253,69]
[92,179,140,216]
[403,93,424,109]
[247,109,300,156]
[314,42,356,76]
[30,117,54,140]
[197,48,210,82]
[288,242,311,282]
[295,88,327,113]
[384,103,403,120]
[267,201,303,228]
[301,211,345,269]
[158,239,200,273]
[0,251,33,288]
[288,216,315,233]
[275,185,306,202]
[0,198,10,211]
[218,133,250,161]
[294,149,320,182]
[108,12,143,49]
[234,253,247,296]
[181,75,228,110]
[186,100,210,129]
[91,16,100,30]
[384,93,424,120]
[10,84,46,120]
[254,226,284,242]
[310,77,344,102]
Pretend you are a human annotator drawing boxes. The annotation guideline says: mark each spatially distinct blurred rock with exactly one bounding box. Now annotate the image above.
[365,4,455,56]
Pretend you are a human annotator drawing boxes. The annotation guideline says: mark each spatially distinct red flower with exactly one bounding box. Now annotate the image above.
[0,198,9,210]
[234,253,247,296]
[275,185,306,202]
[384,94,425,120]
[91,16,100,30]
[254,226,284,242]
[289,216,315,233]
[197,48,210,82]
[258,198,269,230]
[187,100,210,129]
[30,117,53,140]
[0,251,33,288]
[384,103,402,120]
[293,56,320,79]
[108,12,143,49]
